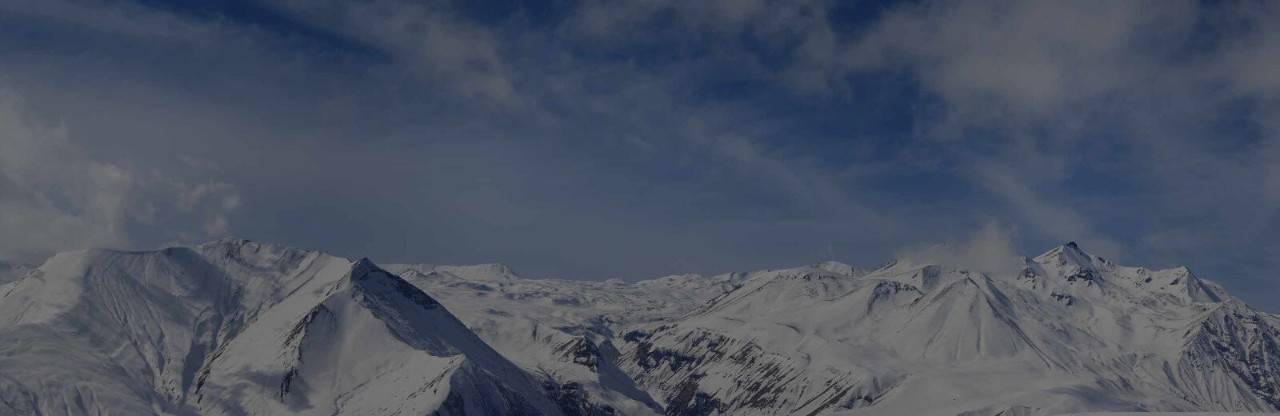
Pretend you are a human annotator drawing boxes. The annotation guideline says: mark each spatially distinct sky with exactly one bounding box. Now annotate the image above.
[1,0,1279,310]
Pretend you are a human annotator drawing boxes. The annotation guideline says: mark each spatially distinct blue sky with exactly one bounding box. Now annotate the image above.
[2,0,1279,310]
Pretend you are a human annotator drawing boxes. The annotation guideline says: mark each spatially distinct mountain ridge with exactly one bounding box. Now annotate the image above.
[1,238,1277,415]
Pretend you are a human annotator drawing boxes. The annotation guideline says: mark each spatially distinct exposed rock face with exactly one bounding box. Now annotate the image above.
[1174,300,1280,410]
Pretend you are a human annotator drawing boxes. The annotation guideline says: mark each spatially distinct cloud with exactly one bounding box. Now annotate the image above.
[969,163,1120,256]
[266,0,518,107]
[3,0,1279,309]
[0,0,230,44]
[895,221,1023,278]
[0,89,239,262]
[568,0,808,43]
[799,1,1277,263]
[550,0,1277,275]
[843,1,1180,125]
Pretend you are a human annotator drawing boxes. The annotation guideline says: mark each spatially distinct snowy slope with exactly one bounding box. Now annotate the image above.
[385,263,749,415]
[2,239,1279,416]
[611,243,1280,415]
[0,240,560,416]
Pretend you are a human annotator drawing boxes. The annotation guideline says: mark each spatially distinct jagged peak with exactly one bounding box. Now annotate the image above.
[346,258,437,307]
[1033,241,1096,270]
[350,257,378,276]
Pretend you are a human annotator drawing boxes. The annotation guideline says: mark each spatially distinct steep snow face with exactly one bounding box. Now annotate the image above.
[1168,299,1280,411]
[0,247,245,415]
[0,241,560,416]
[613,244,1280,416]
[196,259,560,415]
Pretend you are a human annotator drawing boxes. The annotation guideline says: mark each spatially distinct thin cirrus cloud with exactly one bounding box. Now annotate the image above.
[0,0,1278,310]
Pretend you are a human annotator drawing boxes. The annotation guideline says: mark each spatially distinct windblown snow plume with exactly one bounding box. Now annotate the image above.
[894,221,1024,277]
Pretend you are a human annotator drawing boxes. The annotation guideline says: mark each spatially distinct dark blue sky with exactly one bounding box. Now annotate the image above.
[2,0,1280,310]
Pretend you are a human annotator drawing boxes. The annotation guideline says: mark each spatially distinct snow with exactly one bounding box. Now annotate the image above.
[611,243,1280,415]
[382,262,746,415]
[0,240,558,415]
[1,239,1279,415]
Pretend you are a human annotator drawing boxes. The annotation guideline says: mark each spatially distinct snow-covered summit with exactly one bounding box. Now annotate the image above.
[0,241,560,416]
[1034,241,1095,268]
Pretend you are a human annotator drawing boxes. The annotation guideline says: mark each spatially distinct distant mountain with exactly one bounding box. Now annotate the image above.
[1,239,1277,415]
[612,243,1279,415]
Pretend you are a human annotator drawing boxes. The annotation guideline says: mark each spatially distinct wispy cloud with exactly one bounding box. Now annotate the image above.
[2,0,1279,308]
[0,90,238,262]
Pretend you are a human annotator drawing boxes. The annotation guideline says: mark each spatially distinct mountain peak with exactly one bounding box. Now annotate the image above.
[1034,241,1095,270]
[346,258,443,310]
[351,257,377,274]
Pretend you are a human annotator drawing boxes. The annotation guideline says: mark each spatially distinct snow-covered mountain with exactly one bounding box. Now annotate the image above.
[613,243,1280,415]
[1,239,1278,415]
[382,263,749,416]
[0,240,559,415]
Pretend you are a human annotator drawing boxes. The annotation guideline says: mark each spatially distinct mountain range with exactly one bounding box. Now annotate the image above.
[1,239,1278,415]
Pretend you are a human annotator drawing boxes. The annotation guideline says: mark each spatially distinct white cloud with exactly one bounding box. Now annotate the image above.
[268,0,518,107]
[790,0,1280,267]
[970,161,1122,258]
[895,221,1023,277]
[0,89,239,262]
[3,0,1278,307]
[842,0,1186,127]
[178,181,238,212]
